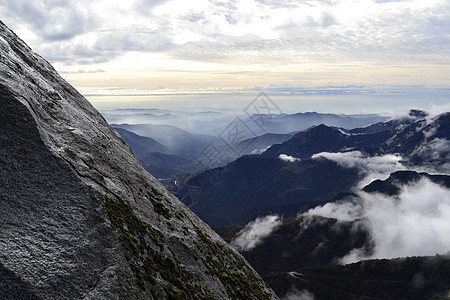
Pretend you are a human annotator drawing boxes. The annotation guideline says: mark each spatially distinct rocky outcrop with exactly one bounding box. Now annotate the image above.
[0,20,276,299]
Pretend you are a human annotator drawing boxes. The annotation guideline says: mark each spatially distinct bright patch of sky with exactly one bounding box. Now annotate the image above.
[1,0,449,113]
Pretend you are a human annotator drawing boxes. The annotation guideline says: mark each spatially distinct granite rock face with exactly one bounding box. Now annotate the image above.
[0,21,277,299]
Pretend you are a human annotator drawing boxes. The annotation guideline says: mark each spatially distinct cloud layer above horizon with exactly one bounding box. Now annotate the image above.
[1,0,450,61]
[1,0,449,106]
[2,0,449,65]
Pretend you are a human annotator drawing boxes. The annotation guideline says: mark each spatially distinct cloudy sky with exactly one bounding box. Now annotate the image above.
[1,0,449,112]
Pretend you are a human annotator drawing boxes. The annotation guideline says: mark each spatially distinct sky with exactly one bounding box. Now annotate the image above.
[1,0,450,113]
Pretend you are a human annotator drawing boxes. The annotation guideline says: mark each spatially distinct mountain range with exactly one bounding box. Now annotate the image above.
[242,112,386,137]
[2,17,449,300]
[112,112,389,183]
[264,254,450,300]
[103,108,386,138]
[172,110,449,227]
[113,127,192,182]
[112,123,220,158]
[214,170,450,299]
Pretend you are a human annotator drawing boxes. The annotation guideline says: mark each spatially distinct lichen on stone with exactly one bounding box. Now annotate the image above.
[105,198,210,299]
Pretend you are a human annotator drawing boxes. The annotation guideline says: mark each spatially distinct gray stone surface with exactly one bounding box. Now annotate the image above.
[0,20,277,299]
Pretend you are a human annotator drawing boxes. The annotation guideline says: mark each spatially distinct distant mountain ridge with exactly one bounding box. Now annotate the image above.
[114,127,169,155]
[112,127,192,181]
[114,112,388,183]
[231,133,293,155]
[261,123,392,159]
[112,123,221,158]
[363,170,450,195]
[173,109,450,227]
[246,111,386,134]
[104,108,387,138]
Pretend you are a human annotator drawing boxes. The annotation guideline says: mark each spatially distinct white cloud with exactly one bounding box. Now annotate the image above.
[2,0,96,41]
[133,0,170,12]
[381,109,426,122]
[416,138,450,159]
[304,178,450,264]
[231,215,282,251]
[283,287,315,300]
[251,146,271,154]
[1,0,449,66]
[426,104,450,118]
[311,151,405,187]
[306,198,363,222]
[279,154,301,162]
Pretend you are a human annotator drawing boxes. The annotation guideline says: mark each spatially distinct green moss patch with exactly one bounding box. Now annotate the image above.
[105,198,208,299]
[193,225,272,299]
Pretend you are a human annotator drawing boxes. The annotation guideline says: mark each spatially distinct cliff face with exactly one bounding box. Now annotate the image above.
[0,21,276,299]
